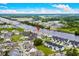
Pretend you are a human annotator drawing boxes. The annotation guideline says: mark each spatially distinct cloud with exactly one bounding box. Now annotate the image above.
[0,6,8,8]
[0,4,79,14]
[52,4,79,14]
[52,4,72,11]
[0,9,61,14]
[0,10,31,14]
[70,9,79,14]
[36,8,61,14]
[0,8,79,14]
[0,10,17,14]
[24,8,62,14]
[0,3,8,5]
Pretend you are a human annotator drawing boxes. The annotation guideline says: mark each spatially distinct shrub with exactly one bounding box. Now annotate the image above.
[34,38,43,46]
[66,48,79,56]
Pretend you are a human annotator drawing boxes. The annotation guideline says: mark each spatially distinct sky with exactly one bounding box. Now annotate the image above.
[0,3,79,14]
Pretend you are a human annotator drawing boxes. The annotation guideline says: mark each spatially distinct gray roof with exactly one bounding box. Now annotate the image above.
[0,17,79,42]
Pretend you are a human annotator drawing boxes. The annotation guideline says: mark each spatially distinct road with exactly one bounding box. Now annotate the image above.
[0,17,79,42]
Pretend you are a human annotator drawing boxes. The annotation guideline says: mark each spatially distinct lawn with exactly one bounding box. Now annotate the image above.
[42,36,52,42]
[56,27,77,34]
[11,35,23,42]
[36,45,54,56]
[15,28,24,32]
[0,28,24,32]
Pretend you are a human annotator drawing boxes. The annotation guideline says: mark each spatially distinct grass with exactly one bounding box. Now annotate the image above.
[77,48,79,53]
[0,28,24,32]
[15,28,24,32]
[56,27,77,34]
[42,36,52,42]
[13,18,29,21]
[11,35,23,42]
[36,45,54,56]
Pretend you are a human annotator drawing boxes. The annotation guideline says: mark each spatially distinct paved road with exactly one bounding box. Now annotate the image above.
[0,17,79,42]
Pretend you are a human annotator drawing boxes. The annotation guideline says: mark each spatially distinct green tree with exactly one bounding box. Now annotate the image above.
[75,30,79,36]
[66,48,79,56]
[4,51,9,56]
[34,38,43,46]
[0,38,4,43]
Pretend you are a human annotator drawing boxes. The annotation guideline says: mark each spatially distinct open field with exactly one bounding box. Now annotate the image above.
[11,35,23,42]
[56,27,78,34]
[36,45,54,56]
[12,18,32,21]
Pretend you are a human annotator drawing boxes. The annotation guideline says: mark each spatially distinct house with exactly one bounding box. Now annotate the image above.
[12,30,20,35]
[3,32,12,39]
[9,47,22,56]
[1,30,8,33]
[29,50,44,56]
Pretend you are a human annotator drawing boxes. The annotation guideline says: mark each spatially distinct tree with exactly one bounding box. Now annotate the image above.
[4,51,9,56]
[0,38,4,43]
[66,48,79,56]
[75,30,79,36]
[46,26,50,30]
[34,38,43,46]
